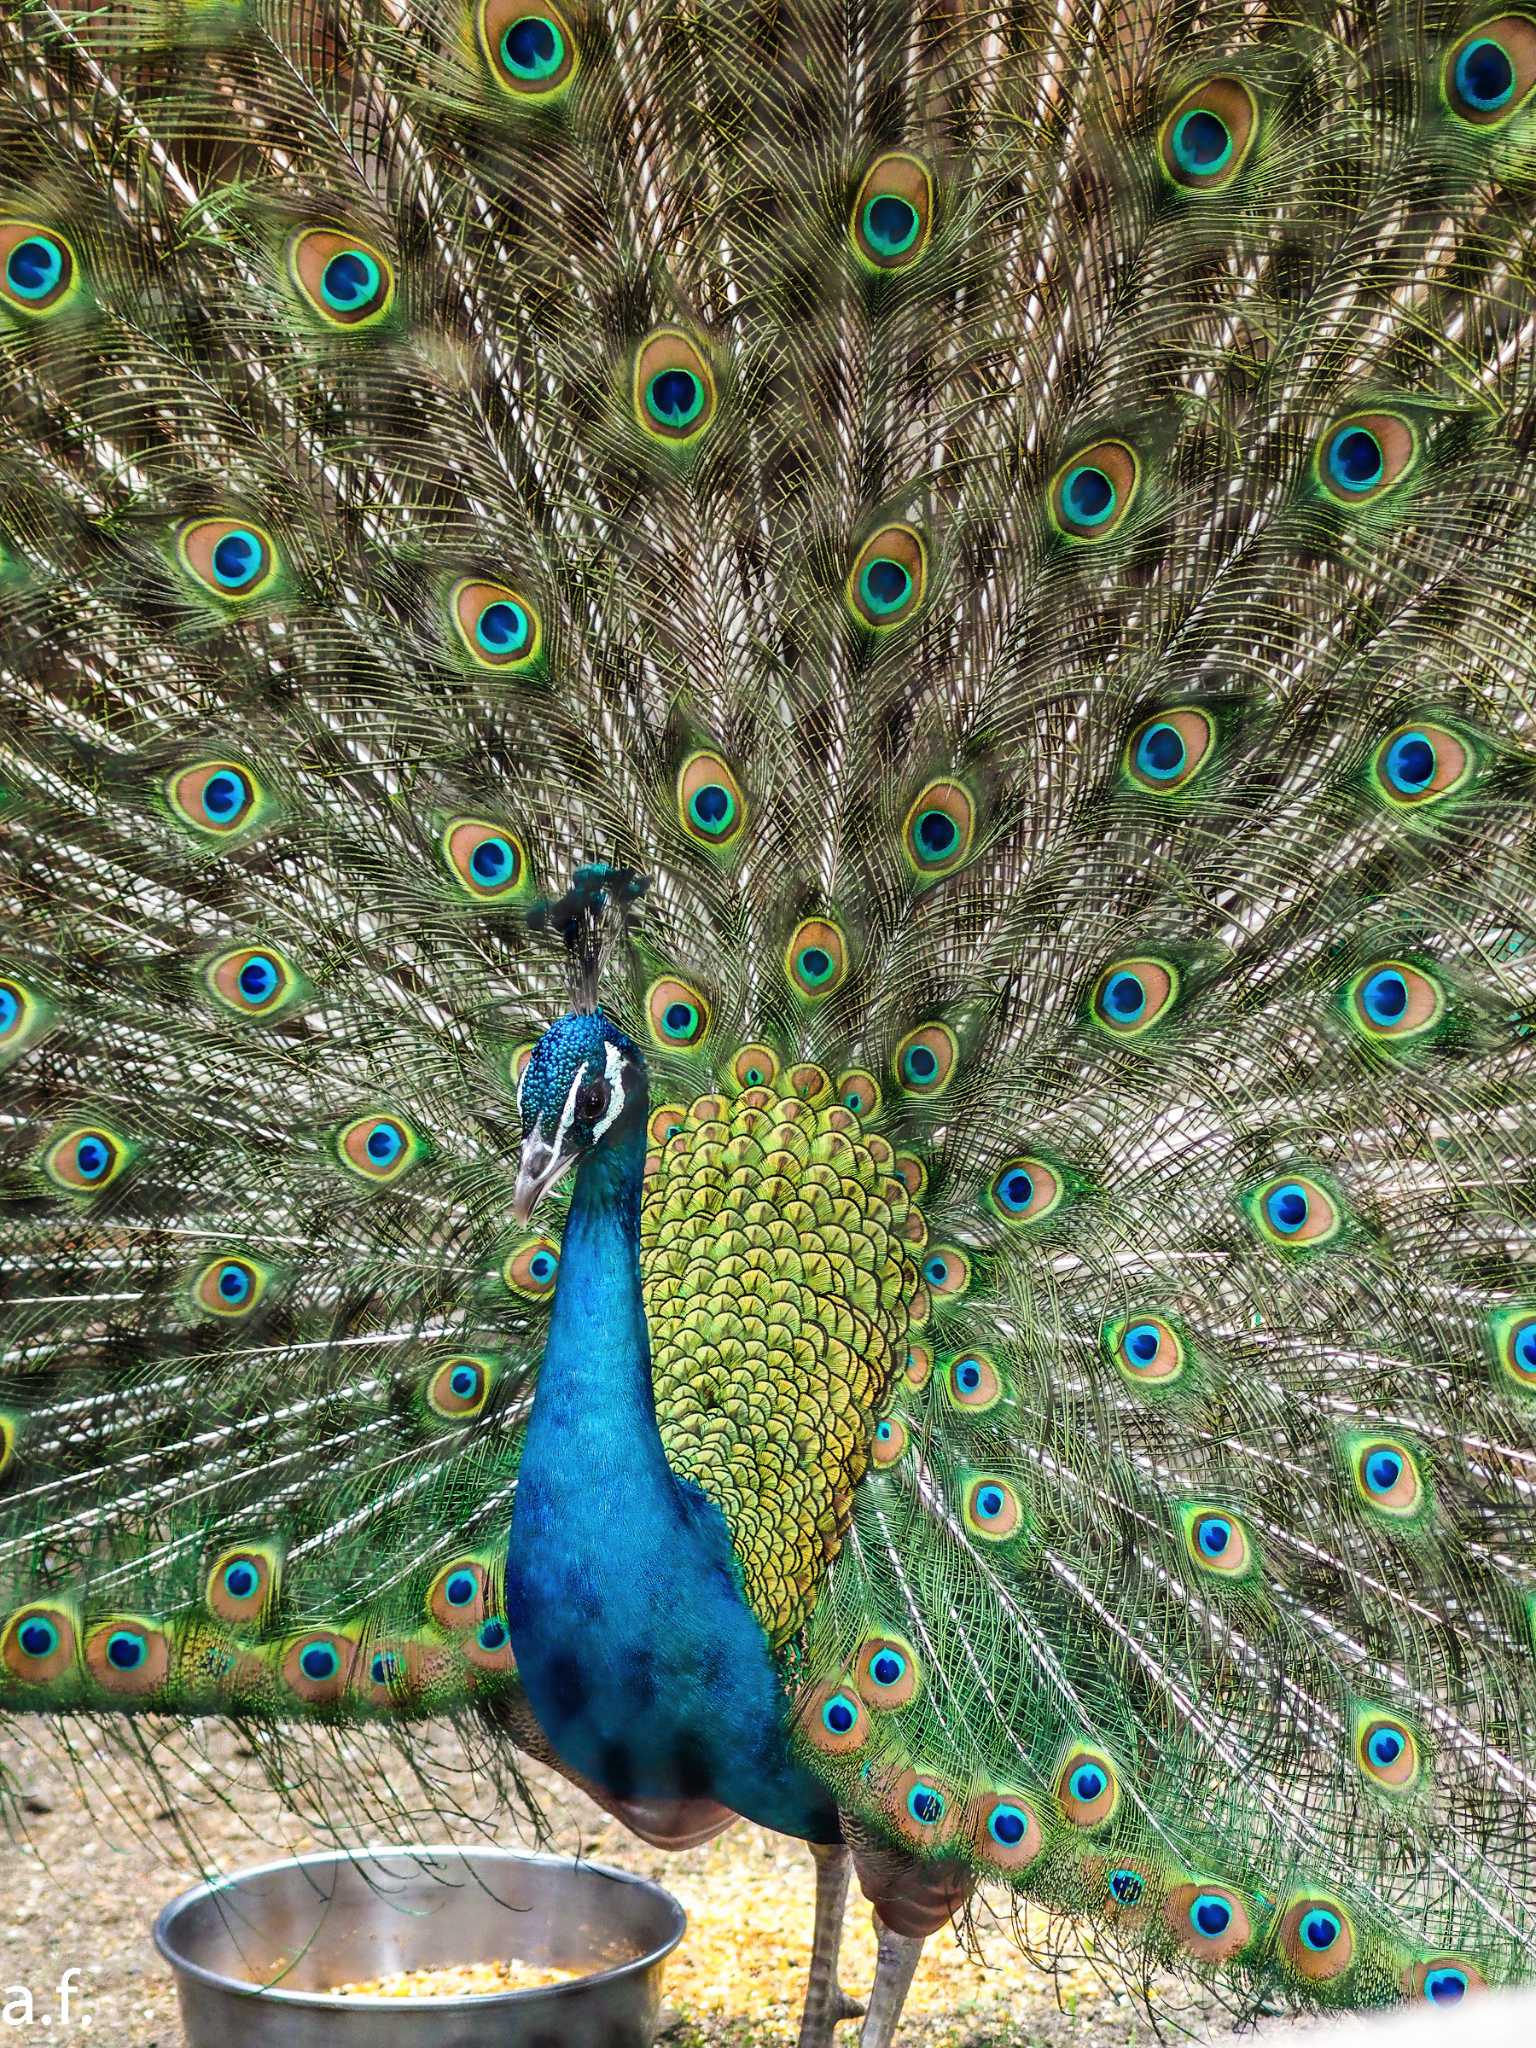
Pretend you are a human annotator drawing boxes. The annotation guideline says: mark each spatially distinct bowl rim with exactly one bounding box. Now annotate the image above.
[152,1841,687,2010]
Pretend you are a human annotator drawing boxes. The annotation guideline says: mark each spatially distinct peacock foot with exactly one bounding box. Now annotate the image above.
[796,1842,866,2048]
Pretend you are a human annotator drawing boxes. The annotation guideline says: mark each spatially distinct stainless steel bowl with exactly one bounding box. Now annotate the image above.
[154,1844,686,2048]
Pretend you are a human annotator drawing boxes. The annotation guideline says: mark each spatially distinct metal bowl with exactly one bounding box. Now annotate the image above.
[154,1844,686,2048]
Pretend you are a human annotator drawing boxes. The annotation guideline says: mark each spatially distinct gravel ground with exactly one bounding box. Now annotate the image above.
[0,1719,1248,2047]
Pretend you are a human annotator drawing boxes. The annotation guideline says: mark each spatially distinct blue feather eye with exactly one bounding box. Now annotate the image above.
[283,1632,351,1699]
[1248,1171,1342,1249]
[427,1354,496,1420]
[0,222,79,316]
[504,1236,560,1298]
[287,228,394,328]
[1356,1711,1421,1790]
[1371,720,1474,810]
[847,524,926,628]
[2,1604,78,1685]
[429,1559,489,1629]
[963,1475,1022,1540]
[1183,1506,1253,1577]
[646,974,711,1047]
[1405,1956,1488,2002]
[850,153,933,270]
[1090,955,1178,1037]
[1351,1436,1425,1517]
[1491,1306,1536,1392]
[204,943,303,1018]
[988,1154,1063,1225]
[1315,411,1417,507]
[945,1351,1000,1410]
[1278,1895,1356,1980]
[1158,78,1258,189]
[336,1111,425,1184]
[441,817,531,902]
[1056,1747,1118,1826]
[1444,17,1536,126]
[43,1124,132,1194]
[921,1245,970,1299]
[1345,960,1445,1044]
[192,1253,270,1318]
[678,751,746,848]
[1050,439,1139,540]
[633,328,717,446]
[478,1,579,99]
[903,778,976,876]
[1107,1868,1146,1907]
[1170,1883,1251,1956]
[855,1634,920,1707]
[449,577,543,672]
[893,1022,957,1096]
[1124,707,1215,793]
[785,918,849,1000]
[177,518,279,601]
[906,1781,946,1826]
[205,1544,279,1624]
[1108,1314,1185,1386]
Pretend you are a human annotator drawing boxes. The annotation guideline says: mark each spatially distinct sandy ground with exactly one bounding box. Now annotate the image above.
[0,1717,1241,2047]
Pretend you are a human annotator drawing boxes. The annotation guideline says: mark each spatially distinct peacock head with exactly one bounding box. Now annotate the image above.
[512,1010,647,1222]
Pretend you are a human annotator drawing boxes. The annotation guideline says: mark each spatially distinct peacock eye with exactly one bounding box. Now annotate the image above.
[1444,16,1536,127]
[578,1078,611,1122]
[0,222,79,316]
[846,523,927,629]
[478,0,580,101]
[1158,77,1259,191]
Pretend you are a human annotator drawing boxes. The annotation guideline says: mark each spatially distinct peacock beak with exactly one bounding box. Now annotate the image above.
[511,1132,573,1225]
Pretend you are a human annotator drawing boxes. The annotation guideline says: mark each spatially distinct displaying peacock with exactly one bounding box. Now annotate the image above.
[3,0,1536,2041]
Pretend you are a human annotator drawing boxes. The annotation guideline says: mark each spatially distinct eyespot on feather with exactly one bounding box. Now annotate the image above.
[988,1155,1062,1225]
[477,1,580,100]
[1056,1748,1119,1827]
[287,228,394,327]
[1370,722,1474,808]
[1182,1506,1254,1577]
[205,1545,280,1626]
[785,919,848,1000]
[428,1559,490,1630]
[893,1152,928,1199]
[281,1630,355,1703]
[0,975,46,1062]
[903,779,975,876]
[1090,956,1178,1037]
[889,1766,959,1847]
[503,1236,560,1298]
[904,1340,933,1389]
[427,1354,497,1419]
[1158,77,1258,189]
[1404,1958,1488,2003]
[166,759,263,837]
[2,1604,77,1684]
[43,1124,131,1193]
[84,1617,171,1695]
[0,222,80,317]
[1355,1711,1422,1791]
[945,1351,1000,1410]
[894,1022,956,1095]
[1443,15,1536,126]
[730,1044,779,1090]
[647,976,711,1049]
[335,1112,424,1184]
[962,1475,1023,1541]
[846,524,926,628]
[0,1413,17,1480]
[1049,440,1139,541]
[1247,1172,1342,1248]
[1108,1314,1185,1386]
[450,578,543,671]
[1344,960,1446,1042]
[870,1415,907,1467]
[192,1254,269,1318]
[633,328,717,444]
[1350,1437,1425,1517]
[1279,1897,1356,1982]
[972,1792,1044,1872]
[1166,1883,1251,1962]
[176,518,278,600]
[203,944,302,1019]
[678,751,745,847]
[850,153,933,271]
[831,1068,879,1118]
[1315,411,1418,507]
[855,1633,920,1709]
[798,1680,869,1754]
[1490,1305,1536,1393]
[921,1245,970,1300]
[1124,708,1215,793]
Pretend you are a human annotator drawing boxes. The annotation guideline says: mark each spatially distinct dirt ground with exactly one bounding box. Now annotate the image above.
[0,1718,1245,2047]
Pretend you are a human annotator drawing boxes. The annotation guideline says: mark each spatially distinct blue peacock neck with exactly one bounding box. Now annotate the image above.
[505,1107,840,1843]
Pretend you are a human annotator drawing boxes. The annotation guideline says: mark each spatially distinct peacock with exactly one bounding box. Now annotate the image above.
[2,0,1535,2042]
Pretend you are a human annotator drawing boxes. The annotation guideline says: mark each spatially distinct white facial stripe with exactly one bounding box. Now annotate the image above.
[588,1040,627,1143]
[551,1064,585,1155]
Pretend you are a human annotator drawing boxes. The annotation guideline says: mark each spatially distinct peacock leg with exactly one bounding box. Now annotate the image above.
[796,1842,864,2048]
[856,1914,924,2048]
